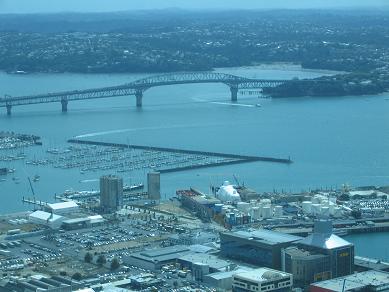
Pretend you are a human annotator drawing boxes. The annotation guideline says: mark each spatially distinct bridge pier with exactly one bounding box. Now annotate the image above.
[230,86,239,102]
[6,104,12,116]
[135,91,143,108]
[61,98,68,112]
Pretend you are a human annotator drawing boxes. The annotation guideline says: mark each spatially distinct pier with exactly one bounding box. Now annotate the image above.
[68,139,292,174]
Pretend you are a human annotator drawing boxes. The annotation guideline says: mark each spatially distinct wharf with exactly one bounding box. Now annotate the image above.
[68,139,292,173]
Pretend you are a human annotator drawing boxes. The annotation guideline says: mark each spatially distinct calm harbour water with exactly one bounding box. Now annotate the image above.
[0,65,389,259]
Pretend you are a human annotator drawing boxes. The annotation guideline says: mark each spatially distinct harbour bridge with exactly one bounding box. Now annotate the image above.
[0,72,290,115]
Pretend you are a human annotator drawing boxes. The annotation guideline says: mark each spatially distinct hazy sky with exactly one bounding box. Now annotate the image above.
[0,0,387,13]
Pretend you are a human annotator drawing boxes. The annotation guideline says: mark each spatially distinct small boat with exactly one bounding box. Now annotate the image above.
[32,175,40,182]
[255,103,262,107]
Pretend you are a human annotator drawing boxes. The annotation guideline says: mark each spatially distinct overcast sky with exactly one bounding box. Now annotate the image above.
[0,0,387,13]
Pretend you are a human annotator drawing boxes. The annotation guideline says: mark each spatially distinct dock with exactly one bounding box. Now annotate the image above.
[67,139,293,174]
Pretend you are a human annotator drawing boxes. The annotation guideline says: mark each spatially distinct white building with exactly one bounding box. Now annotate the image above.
[233,268,293,292]
[216,181,241,203]
[45,201,79,215]
[29,210,65,229]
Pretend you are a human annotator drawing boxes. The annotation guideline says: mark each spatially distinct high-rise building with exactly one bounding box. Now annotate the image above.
[147,172,160,201]
[100,175,123,212]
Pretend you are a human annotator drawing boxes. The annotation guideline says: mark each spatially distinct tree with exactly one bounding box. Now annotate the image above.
[84,252,93,263]
[96,255,106,267]
[110,257,120,270]
[72,272,82,281]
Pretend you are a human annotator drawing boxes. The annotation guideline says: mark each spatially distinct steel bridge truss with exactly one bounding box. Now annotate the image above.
[0,72,288,115]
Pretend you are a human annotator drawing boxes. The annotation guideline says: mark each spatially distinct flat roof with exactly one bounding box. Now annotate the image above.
[47,201,78,210]
[311,270,389,291]
[29,211,63,222]
[224,229,302,245]
[179,253,231,270]
[284,246,329,260]
[131,246,190,263]
[234,268,291,283]
[205,267,253,281]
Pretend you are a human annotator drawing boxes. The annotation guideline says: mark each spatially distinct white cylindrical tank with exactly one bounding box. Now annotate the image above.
[321,206,330,217]
[237,202,250,213]
[251,207,260,220]
[311,204,321,215]
[262,206,272,219]
[312,196,320,204]
[261,199,272,206]
[333,207,343,218]
[302,201,312,214]
[274,206,283,217]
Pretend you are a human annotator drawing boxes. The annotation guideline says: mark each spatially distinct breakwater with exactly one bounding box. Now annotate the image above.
[68,139,292,174]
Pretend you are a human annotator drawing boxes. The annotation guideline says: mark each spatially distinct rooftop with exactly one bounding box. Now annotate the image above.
[179,253,231,271]
[234,268,292,282]
[225,229,302,245]
[283,246,329,260]
[29,210,63,222]
[311,270,389,291]
[47,201,78,210]
[131,246,190,263]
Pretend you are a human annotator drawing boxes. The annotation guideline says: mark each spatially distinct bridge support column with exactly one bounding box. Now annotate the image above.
[6,104,12,116]
[61,98,68,112]
[230,86,239,102]
[135,91,143,108]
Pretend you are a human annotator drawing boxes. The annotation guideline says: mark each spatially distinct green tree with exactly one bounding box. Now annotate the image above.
[72,272,82,281]
[110,257,120,270]
[84,252,93,263]
[96,255,106,267]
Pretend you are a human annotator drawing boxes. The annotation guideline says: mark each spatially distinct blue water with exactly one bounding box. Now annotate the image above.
[0,65,388,217]
[345,232,389,262]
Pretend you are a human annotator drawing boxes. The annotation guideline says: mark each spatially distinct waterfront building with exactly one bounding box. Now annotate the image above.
[232,268,293,292]
[28,210,65,229]
[45,201,79,215]
[297,220,354,279]
[147,172,161,201]
[282,246,331,288]
[100,175,123,212]
[220,229,302,270]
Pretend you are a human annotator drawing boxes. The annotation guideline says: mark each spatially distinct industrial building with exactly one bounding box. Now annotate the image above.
[178,188,221,222]
[0,275,82,292]
[297,220,354,278]
[282,246,331,287]
[100,175,123,212]
[28,210,65,229]
[178,253,233,277]
[147,172,160,200]
[124,245,191,270]
[62,215,105,230]
[45,201,79,215]
[220,229,302,269]
[232,268,293,292]
[310,270,389,292]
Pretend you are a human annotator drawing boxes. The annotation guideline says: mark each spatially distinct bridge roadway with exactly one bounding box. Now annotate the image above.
[0,72,288,115]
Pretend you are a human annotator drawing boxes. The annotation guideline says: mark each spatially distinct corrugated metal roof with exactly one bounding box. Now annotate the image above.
[29,210,63,222]
[47,201,78,210]
[231,229,302,245]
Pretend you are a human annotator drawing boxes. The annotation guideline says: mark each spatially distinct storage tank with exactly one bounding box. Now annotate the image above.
[262,206,272,219]
[312,196,321,204]
[333,207,343,218]
[320,206,330,217]
[311,204,321,215]
[237,202,250,213]
[251,207,260,220]
[302,201,312,214]
[273,206,283,217]
[261,199,272,206]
